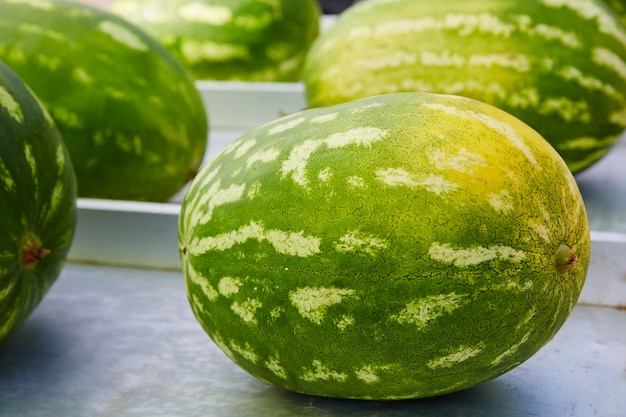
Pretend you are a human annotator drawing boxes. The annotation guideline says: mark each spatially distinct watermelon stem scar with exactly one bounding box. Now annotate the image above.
[554,245,578,275]
[20,233,51,268]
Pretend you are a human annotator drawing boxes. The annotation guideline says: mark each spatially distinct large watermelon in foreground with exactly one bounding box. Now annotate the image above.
[179,92,590,400]
[1,61,77,342]
[110,0,321,81]
[303,0,626,174]
[0,0,208,201]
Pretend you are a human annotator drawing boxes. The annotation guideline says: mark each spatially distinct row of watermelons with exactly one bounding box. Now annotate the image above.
[1,0,624,401]
[0,0,320,350]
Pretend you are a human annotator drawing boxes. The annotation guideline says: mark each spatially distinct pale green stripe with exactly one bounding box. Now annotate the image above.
[0,86,24,124]
[289,286,356,325]
[98,20,148,52]
[189,220,321,257]
[0,159,15,192]
[179,3,233,25]
[390,293,468,330]
[6,0,53,9]
[428,242,526,267]
[541,0,626,48]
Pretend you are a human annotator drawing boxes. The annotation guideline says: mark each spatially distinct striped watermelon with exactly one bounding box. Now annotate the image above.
[303,0,626,174]
[179,92,590,399]
[0,0,208,202]
[110,0,321,81]
[1,61,77,343]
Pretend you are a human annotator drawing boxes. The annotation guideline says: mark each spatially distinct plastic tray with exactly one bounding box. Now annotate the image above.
[1,82,625,417]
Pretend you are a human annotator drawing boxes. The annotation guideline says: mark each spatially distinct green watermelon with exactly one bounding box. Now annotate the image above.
[303,0,626,174]
[0,60,77,343]
[110,0,321,81]
[178,92,590,400]
[0,0,208,201]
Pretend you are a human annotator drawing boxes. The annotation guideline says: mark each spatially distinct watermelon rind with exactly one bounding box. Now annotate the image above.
[605,0,626,25]
[0,0,208,201]
[0,60,77,342]
[303,0,626,174]
[110,0,321,81]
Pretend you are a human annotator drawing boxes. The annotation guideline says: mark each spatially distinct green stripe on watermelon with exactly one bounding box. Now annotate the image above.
[0,0,208,201]
[303,0,626,174]
[0,60,77,342]
[605,0,626,25]
[179,92,590,400]
[110,0,321,81]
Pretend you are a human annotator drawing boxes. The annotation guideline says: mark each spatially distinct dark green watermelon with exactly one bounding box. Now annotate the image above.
[0,0,208,201]
[0,60,77,342]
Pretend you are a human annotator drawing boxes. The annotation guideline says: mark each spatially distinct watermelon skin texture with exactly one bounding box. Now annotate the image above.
[0,0,208,202]
[110,0,321,81]
[605,0,626,24]
[179,92,590,400]
[0,61,77,343]
[303,0,626,174]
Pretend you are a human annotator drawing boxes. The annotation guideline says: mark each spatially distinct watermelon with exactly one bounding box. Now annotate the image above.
[303,0,626,174]
[0,0,208,202]
[109,0,321,81]
[0,61,77,343]
[178,92,590,400]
